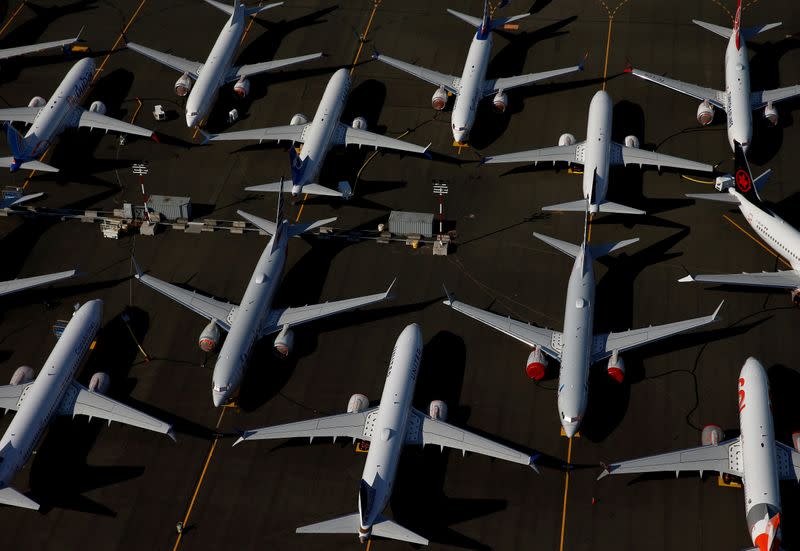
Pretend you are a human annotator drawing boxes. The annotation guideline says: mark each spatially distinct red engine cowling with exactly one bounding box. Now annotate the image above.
[763,102,778,126]
[696,100,714,126]
[274,325,294,357]
[347,393,369,413]
[431,86,447,111]
[10,365,34,385]
[607,351,625,383]
[28,96,46,108]
[89,372,111,394]
[702,424,723,446]
[233,77,250,98]
[492,90,508,113]
[175,72,192,97]
[525,346,547,381]
[198,320,220,352]
[429,400,448,421]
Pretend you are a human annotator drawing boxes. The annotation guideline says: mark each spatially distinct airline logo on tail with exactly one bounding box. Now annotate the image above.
[477,0,491,39]
[288,147,307,187]
[733,0,742,49]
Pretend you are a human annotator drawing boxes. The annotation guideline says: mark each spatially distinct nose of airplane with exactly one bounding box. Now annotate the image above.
[562,423,578,439]
[453,129,466,144]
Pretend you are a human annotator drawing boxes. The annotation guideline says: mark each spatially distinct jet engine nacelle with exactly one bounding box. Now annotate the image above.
[607,351,625,383]
[525,346,548,381]
[89,372,111,394]
[274,325,294,357]
[701,424,724,446]
[763,102,778,127]
[793,431,800,452]
[10,365,34,385]
[696,100,714,126]
[624,135,640,148]
[429,400,448,421]
[89,101,106,115]
[290,113,308,126]
[233,77,250,98]
[431,86,447,111]
[198,320,220,353]
[347,393,369,413]
[492,90,508,113]
[175,72,192,97]
[558,133,576,147]
[28,96,46,108]
[351,116,368,130]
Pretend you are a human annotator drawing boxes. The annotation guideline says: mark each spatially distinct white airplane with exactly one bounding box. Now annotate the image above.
[483,90,714,215]
[0,269,77,297]
[680,142,800,303]
[126,0,322,128]
[626,0,800,152]
[372,0,584,145]
[206,68,430,198]
[135,190,394,406]
[0,33,81,64]
[0,299,174,510]
[0,57,156,173]
[444,212,722,437]
[235,323,535,545]
[599,357,798,551]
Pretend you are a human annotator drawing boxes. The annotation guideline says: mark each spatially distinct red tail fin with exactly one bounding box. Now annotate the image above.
[733,0,742,49]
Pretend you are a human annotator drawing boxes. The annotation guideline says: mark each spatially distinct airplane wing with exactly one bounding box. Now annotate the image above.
[776,442,800,481]
[751,86,800,109]
[599,438,742,479]
[235,408,378,444]
[259,280,395,337]
[0,269,77,297]
[134,269,237,332]
[484,64,583,95]
[443,296,561,359]
[207,124,308,144]
[58,383,174,437]
[406,408,537,469]
[76,110,154,138]
[483,143,582,165]
[372,53,460,95]
[613,143,713,172]
[126,42,203,79]
[334,123,429,154]
[590,302,723,363]
[0,106,41,124]
[0,383,26,411]
[0,36,80,60]
[226,52,323,81]
[680,270,800,289]
[628,68,725,108]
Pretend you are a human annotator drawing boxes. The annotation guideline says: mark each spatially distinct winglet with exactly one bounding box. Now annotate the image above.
[385,278,397,300]
[150,132,160,144]
[678,274,695,283]
[578,51,588,72]
[166,428,176,442]
[597,462,612,480]
[198,129,212,145]
[623,59,633,73]
[76,25,86,41]
[442,284,454,306]
[711,300,724,321]
[530,453,540,474]
[131,256,143,279]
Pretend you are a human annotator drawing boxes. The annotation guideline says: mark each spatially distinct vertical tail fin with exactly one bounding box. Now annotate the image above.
[733,141,762,204]
[478,0,491,38]
[289,147,307,187]
[5,123,26,171]
[733,0,742,49]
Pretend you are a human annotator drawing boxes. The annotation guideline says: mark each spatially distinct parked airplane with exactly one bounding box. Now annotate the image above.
[127,0,322,128]
[599,357,798,551]
[235,323,535,545]
[680,142,800,303]
[0,269,77,297]
[135,191,394,406]
[0,57,156,172]
[0,32,81,63]
[206,68,430,198]
[372,0,583,145]
[626,0,800,152]
[483,90,713,215]
[0,299,174,510]
[445,211,722,437]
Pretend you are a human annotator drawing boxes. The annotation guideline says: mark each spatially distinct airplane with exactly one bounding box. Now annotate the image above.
[599,357,798,551]
[0,32,81,64]
[126,0,323,128]
[483,90,714,215]
[0,269,77,297]
[680,141,800,304]
[234,323,536,546]
[0,57,156,173]
[205,68,430,198]
[0,299,174,510]
[134,190,395,406]
[372,0,584,145]
[444,209,722,437]
[625,0,800,152]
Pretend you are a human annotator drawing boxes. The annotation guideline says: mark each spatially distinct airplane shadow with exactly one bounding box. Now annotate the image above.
[769,363,800,551]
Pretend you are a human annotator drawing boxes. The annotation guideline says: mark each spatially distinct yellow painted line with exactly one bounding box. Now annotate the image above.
[0,1,26,37]
[129,97,143,124]
[587,213,594,242]
[21,145,52,190]
[601,17,613,90]
[94,0,148,81]
[681,174,715,185]
[558,437,573,551]
[294,193,309,222]
[350,0,382,75]
[365,539,373,550]
[172,407,227,551]
[722,214,791,268]
[239,1,262,46]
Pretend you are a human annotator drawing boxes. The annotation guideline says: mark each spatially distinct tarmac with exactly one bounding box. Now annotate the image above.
[0,0,799,550]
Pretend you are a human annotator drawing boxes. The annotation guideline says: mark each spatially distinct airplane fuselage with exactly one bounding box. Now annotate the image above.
[723,31,753,152]
[734,192,800,273]
[357,323,423,541]
[451,30,492,144]
[211,230,285,406]
[0,300,101,487]
[556,249,595,437]
[185,10,244,127]
[582,91,614,212]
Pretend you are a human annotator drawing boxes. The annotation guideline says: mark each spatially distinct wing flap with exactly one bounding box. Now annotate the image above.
[0,106,41,124]
[486,64,583,95]
[599,438,741,479]
[372,53,459,94]
[0,383,26,412]
[680,270,800,289]
[208,124,307,144]
[614,143,712,172]
[0,36,79,61]
[227,52,323,81]
[483,143,581,165]
[337,123,429,154]
[77,110,154,138]
[235,408,377,444]
[629,68,724,107]
[0,269,77,297]
[125,42,202,78]
[751,86,800,109]
[776,442,800,481]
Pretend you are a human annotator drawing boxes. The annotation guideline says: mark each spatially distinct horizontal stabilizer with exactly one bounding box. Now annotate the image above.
[589,238,639,259]
[0,486,39,510]
[541,199,591,213]
[533,232,580,259]
[596,201,646,215]
[541,199,645,215]
[296,513,360,535]
[288,217,337,237]
[742,22,782,38]
[686,192,740,204]
[237,210,277,235]
[692,19,732,38]
[245,181,343,197]
[0,157,59,173]
[372,516,429,545]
